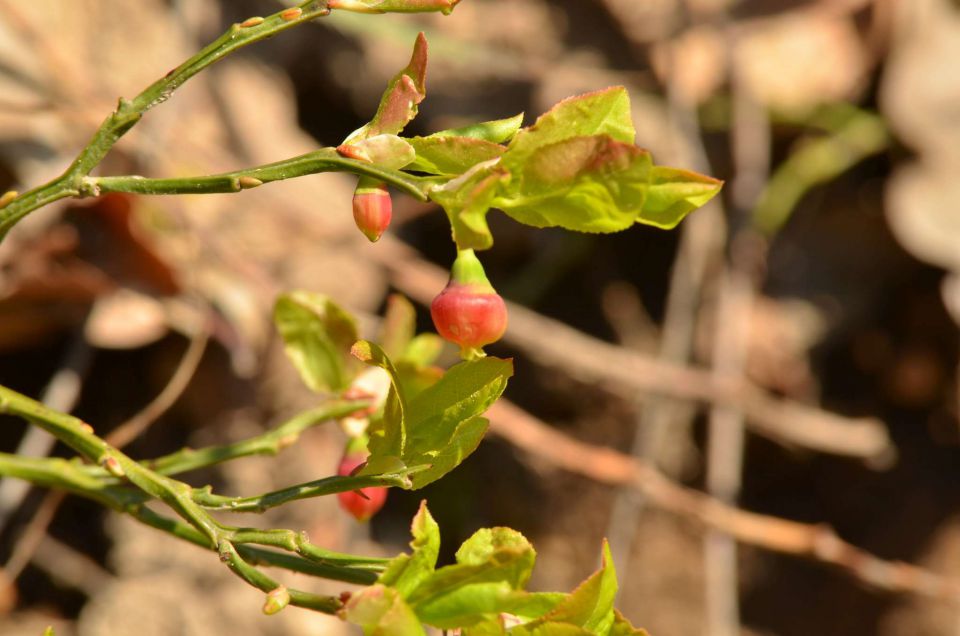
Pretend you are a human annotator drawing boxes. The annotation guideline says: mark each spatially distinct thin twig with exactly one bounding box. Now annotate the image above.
[605,6,728,590]
[373,237,894,461]
[1,321,209,590]
[0,329,92,529]
[105,327,210,449]
[485,399,960,604]
[0,490,65,587]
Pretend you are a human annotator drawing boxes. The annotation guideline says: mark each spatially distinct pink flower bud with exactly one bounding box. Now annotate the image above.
[352,182,392,243]
[430,249,507,358]
[337,452,388,522]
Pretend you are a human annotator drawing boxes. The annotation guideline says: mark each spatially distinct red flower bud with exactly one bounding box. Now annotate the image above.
[352,181,392,243]
[337,452,388,522]
[430,249,507,359]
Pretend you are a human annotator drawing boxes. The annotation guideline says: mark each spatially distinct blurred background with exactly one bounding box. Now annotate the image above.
[0,0,958,634]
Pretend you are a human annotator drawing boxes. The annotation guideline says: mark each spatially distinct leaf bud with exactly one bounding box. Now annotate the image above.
[262,586,290,615]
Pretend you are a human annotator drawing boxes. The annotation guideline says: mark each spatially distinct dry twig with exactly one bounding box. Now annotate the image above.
[486,399,960,605]
[373,238,894,462]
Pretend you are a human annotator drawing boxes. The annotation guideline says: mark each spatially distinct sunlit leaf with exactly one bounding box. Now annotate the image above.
[273,292,358,393]
[380,501,441,598]
[641,166,723,229]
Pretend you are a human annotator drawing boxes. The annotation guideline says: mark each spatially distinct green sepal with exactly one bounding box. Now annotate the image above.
[449,248,495,289]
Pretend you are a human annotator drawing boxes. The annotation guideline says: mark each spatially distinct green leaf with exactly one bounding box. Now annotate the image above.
[639,166,723,229]
[379,294,418,360]
[503,87,635,171]
[404,357,513,488]
[454,527,536,589]
[273,292,359,393]
[430,161,507,250]
[352,340,408,463]
[380,501,441,598]
[401,333,445,368]
[496,136,653,234]
[407,136,506,175]
[346,33,428,142]
[432,113,525,144]
[408,527,536,617]
[341,584,425,636]
[520,541,619,634]
[509,622,594,636]
[355,347,511,487]
[608,611,650,636]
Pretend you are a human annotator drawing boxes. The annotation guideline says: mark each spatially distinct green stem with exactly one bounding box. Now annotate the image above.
[219,540,342,614]
[145,400,369,476]
[0,450,385,579]
[0,0,333,239]
[193,473,406,513]
[88,148,428,201]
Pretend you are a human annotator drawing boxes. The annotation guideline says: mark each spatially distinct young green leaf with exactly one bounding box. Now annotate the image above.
[495,135,652,234]
[273,292,359,393]
[355,345,511,487]
[380,501,441,598]
[407,527,537,616]
[403,357,512,487]
[503,87,635,171]
[509,622,595,635]
[608,610,650,636]
[379,294,418,361]
[401,333,445,368]
[430,160,507,250]
[407,136,506,176]
[345,33,428,143]
[514,541,619,635]
[352,340,408,462]
[431,113,525,144]
[341,584,426,636]
[639,166,723,229]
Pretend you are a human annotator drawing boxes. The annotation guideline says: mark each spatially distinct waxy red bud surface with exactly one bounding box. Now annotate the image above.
[352,181,392,242]
[431,249,507,359]
[337,452,388,522]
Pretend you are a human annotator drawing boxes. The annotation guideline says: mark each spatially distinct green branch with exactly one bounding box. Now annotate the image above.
[86,148,429,201]
[0,385,391,584]
[0,0,334,239]
[145,400,369,476]
[193,472,409,513]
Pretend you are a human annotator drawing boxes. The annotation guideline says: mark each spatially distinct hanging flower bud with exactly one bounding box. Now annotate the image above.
[430,249,508,360]
[352,177,392,243]
[336,440,388,522]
